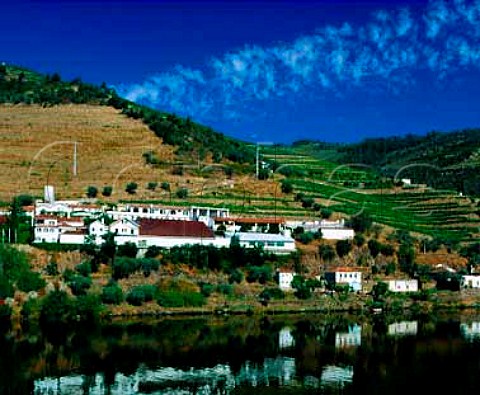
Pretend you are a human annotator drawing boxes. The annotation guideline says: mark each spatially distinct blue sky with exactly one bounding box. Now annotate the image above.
[2,0,480,143]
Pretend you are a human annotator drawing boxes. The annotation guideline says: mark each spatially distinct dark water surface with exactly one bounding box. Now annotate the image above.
[2,312,480,394]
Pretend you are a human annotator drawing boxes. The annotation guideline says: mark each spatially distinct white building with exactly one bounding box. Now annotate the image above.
[34,215,85,244]
[278,271,296,290]
[235,232,296,254]
[387,279,418,293]
[325,268,362,292]
[460,275,480,289]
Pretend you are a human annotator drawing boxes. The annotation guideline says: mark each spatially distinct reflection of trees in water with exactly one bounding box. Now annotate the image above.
[5,314,480,394]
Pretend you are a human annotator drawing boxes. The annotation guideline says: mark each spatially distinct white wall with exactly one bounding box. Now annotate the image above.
[387,280,418,292]
[321,228,354,240]
[59,233,85,244]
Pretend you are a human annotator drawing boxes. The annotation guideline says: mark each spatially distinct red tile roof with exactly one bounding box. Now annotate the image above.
[139,219,214,238]
[0,215,7,225]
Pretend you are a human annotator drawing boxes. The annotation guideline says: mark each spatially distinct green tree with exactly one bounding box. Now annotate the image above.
[86,186,98,198]
[125,182,138,194]
[176,187,189,199]
[319,244,336,262]
[147,181,158,191]
[102,186,113,197]
[280,179,293,194]
[349,212,373,233]
[117,242,138,258]
[336,239,352,258]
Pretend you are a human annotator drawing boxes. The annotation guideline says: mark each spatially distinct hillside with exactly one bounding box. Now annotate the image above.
[0,64,255,166]
[336,130,480,195]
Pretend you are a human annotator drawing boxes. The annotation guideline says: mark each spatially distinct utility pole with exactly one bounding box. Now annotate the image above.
[73,141,77,177]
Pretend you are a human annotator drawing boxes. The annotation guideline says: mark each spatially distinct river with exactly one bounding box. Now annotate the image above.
[1,311,480,394]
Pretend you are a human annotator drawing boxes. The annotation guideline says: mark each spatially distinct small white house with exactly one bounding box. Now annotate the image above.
[278,271,295,290]
[325,268,362,292]
[387,279,418,293]
[235,232,296,254]
[461,275,480,289]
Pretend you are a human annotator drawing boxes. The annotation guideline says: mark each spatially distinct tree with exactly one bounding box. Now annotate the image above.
[176,187,189,199]
[117,242,138,258]
[280,179,293,194]
[349,212,373,233]
[99,232,116,264]
[86,186,98,198]
[147,181,158,191]
[160,182,170,191]
[102,186,113,197]
[398,244,416,275]
[125,182,138,194]
[319,244,336,262]
[336,239,352,258]
[368,239,381,257]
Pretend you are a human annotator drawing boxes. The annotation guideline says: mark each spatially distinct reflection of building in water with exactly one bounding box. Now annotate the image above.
[388,321,418,337]
[335,324,362,348]
[460,322,480,341]
[34,364,235,395]
[279,327,295,349]
[320,365,354,388]
[237,357,297,387]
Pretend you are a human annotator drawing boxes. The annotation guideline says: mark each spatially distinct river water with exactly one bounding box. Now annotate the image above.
[2,312,480,394]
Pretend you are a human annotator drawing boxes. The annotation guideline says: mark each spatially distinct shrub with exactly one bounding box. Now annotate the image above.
[68,275,92,296]
[160,182,170,191]
[102,186,113,197]
[228,269,244,284]
[86,186,98,198]
[246,265,273,284]
[280,179,294,194]
[40,290,74,325]
[16,270,46,293]
[147,181,158,191]
[336,240,352,258]
[259,287,285,300]
[175,187,189,199]
[74,294,102,322]
[145,246,162,259]
[75,261,92,277]
[101,282,124,304]
[200,283,215,297]
[45,260,59,276]
[157,290,205,307]
[319,244,336,262]
[217,283,233,296]
[125,182,138,194]
[126,285,157,306]
[117,242,138,258]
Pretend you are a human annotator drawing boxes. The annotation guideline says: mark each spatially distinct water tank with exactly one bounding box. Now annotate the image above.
[44,185,55,203]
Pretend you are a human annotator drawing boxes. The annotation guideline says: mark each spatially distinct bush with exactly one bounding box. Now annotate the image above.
[40,290,74,325]
[125,182,138,194]
[117,242,138,258]
[16,270,46,293]
[259,287,285,300]
[228,269,244,284]
[145,246,162,259]
[75,261,92,277]
[101,282,124,304]
[217,283,233,296]
[280,179,293,194]
[336,240,352,257]
[126,285,157,306]
[102,186,113,197]
[0,278,14,299]
[74,294,102,322]
[160,182,170,191]
[157,290,205,307]
[68,275,92,296]
[175,187,189,199]
[319,244,336,262]
[246,265,273,284]
[200,283,215,297]
[147,181,158,191]
[86,186,98,198]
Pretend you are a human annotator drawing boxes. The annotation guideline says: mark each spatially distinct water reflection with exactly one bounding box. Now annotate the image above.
[1,313,480,394]
[387,321,418,337]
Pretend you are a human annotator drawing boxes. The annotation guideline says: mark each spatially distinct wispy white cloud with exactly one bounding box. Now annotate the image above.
[117,0,480,122]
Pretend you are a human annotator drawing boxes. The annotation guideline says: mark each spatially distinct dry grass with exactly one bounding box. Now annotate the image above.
[0,104,282,204]
[0,104,176,201]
